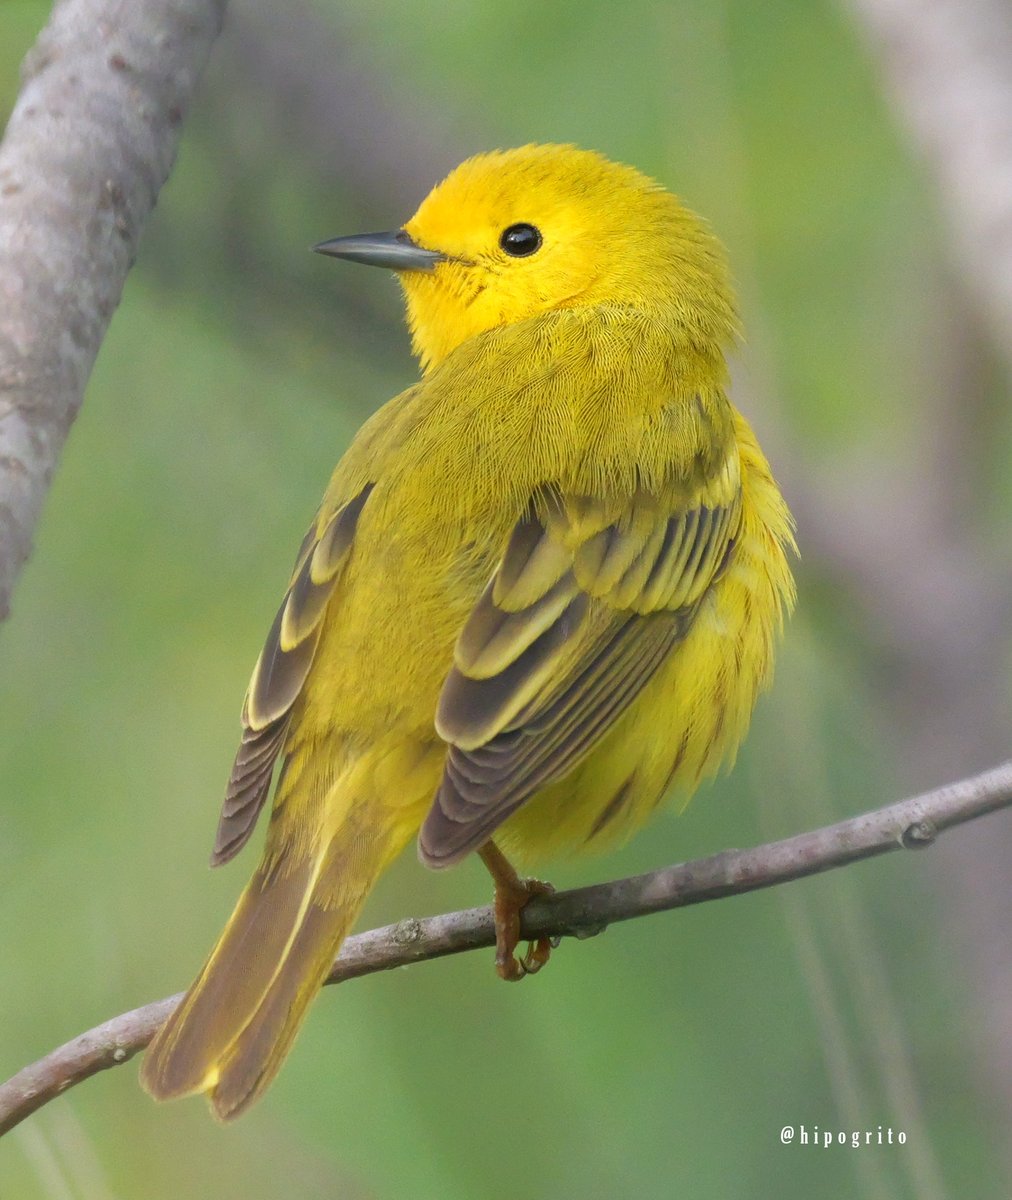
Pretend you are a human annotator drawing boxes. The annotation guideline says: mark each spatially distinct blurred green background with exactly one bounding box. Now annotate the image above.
[2,1,1011,1197]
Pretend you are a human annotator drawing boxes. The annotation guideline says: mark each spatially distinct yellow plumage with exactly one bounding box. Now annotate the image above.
[140,144,795,1119]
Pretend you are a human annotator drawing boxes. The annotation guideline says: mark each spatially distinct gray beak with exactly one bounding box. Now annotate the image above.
[313,229,445,272]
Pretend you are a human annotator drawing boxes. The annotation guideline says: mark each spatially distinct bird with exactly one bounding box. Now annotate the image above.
[140,143,796,1120]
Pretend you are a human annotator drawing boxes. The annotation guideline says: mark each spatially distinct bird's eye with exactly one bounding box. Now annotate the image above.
[499,223,542,257]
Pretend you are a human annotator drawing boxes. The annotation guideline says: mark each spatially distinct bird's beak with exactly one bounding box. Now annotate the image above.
[313,229,446,272]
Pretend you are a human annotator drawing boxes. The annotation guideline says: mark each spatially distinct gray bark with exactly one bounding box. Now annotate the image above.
[0,0,227,619]
[848,0,1012,365]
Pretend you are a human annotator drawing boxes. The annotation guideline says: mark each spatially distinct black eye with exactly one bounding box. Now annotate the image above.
[499,223,542,257]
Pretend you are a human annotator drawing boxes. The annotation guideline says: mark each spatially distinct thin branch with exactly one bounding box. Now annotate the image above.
[0,0,226,620]
[1,760,1010,1137]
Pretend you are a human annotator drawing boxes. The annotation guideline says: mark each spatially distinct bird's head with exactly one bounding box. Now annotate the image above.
[316,144,736,373]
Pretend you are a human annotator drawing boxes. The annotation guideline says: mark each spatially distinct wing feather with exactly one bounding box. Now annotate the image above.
[436,590,589,749]
[455,572,582,678]
[420,459,741,867]
[246,484,373,732]
[280,551,336,651]
[211,482,373,866]
[211,713,289,867]
[492,503,573,610]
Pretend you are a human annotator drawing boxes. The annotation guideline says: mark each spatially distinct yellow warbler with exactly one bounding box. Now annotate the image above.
[140,144,796,1119]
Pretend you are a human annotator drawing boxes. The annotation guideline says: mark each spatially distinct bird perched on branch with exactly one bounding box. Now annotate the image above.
[140,143,796,1119]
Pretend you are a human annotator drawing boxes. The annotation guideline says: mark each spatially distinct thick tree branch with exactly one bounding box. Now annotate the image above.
[1,760,1010,1137]
[0,0,226,620]
[847,0,1012,366]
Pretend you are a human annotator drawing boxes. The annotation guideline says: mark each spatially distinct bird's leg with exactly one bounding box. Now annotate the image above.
[478,841,555,982]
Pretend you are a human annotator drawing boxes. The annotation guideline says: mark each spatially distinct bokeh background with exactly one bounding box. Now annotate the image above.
[2,1,1011,1197]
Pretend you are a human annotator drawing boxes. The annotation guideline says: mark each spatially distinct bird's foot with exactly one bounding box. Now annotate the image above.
[479,841,555,982]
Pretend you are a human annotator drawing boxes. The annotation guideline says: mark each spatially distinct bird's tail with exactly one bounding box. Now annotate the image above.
[140,785,409,1121]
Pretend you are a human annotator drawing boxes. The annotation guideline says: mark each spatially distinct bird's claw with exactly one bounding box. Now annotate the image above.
[491,875,555,983]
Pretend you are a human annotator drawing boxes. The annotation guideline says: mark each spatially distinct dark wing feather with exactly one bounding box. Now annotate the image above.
[211,709,289,867]
[420,476,741,867]
[211,483,373,866]
[427,612,687,859]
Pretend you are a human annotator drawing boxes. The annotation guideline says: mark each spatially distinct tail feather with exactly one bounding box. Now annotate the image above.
[208,901,348,1119]
[141,805,406,1118]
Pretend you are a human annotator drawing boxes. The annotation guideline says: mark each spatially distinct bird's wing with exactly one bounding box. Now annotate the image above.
[419,452,743,866]
[211,483,374,866]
